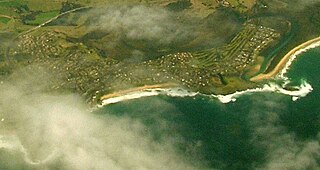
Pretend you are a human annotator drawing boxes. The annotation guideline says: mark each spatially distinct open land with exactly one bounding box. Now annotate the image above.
[0,0,320,105]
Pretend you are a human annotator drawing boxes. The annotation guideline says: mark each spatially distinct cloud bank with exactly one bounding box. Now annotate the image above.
[249,95,320,170]
[92,5,196,45]
[0,67,199,169]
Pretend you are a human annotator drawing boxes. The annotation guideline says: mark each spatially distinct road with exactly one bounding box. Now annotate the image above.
[4,6,92,64]
[19,6,91,36]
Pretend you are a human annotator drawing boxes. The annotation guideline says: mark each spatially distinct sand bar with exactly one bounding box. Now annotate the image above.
[100,83,178,101]
[250,36,320,81]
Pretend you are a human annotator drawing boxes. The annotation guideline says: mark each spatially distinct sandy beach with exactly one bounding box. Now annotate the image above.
[99,36,320,102]
[99,83,179,101]
[250,36,320,81]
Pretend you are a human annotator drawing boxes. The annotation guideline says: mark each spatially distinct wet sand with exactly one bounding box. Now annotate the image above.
[100,83,179,101]
[100,36,320,101]
[250,36,320,81]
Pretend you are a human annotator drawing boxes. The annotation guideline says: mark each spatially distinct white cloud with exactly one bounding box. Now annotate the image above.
[0,67,199,169]
[248,95,320,170]
[94,5,195,44]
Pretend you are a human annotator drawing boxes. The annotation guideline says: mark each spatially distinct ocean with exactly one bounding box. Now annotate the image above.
[98,47,320,169]
[0,48,319,169]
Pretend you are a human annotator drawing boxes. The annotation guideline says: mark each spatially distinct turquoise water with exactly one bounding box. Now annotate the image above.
[99,48,320,169]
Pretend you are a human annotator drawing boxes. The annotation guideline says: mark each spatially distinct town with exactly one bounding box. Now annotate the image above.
[5,21,280,104]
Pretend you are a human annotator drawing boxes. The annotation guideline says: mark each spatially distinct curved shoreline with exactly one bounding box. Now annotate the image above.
[98,36,320,105]
[250,36,320,81]
[97,79,313,106]
[99,83,179,101]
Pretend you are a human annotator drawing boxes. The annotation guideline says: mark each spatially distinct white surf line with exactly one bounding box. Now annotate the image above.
[212,80,313,103]
[250,36,320,81]
[276,40,320,80]
[98,90,160,106]
[219,38,320,103]
[98,38,320,107]
[97,88,199,107]
[98,79,312,106]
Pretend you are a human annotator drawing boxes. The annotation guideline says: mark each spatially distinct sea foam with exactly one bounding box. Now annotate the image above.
[99,39,320,106]
[277,40,320,80]
[98,79,312,106]
[213,80,312,103]
[98,88,199,107]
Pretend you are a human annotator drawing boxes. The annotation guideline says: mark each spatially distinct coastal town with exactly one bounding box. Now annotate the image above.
[109,23,280,94]
[1,1,320,170]
[4,21,280,104]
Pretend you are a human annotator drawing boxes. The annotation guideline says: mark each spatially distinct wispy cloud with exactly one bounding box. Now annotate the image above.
[0,66,199,169]
[248,95,320,170]
[93,5,196,45]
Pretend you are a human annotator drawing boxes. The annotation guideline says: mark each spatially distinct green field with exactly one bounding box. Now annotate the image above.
[0,17,10,24]
[0,0,26,7]
[24,11,59,25]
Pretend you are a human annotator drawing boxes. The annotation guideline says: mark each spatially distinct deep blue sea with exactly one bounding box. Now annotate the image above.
[99,47,320,169]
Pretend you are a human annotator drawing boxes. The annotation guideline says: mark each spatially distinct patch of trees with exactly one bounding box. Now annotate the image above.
[60,2,82,13]
[15,5,30,13]
[309,4,320,29]
[21,11,41,25]
[166,0,192,12]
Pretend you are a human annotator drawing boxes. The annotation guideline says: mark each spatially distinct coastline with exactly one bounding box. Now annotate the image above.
[98,37,320,106]
[99,83,179,101]
[98,79,313,106]
[250,36,320,81]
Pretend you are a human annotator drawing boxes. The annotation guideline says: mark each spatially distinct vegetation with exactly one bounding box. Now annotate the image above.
[166,0,192,12]
[0,0,26,8]
[24,11,59,25]
[0,0,320,103]
[0,17,10,24]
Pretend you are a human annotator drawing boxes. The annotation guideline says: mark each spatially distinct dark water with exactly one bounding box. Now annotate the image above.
[0,44,317,170]
[99,48,320,169]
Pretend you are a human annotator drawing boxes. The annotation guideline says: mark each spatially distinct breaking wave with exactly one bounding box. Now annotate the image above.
[98,38,320,106]
[277,40,320,81]
[98,79,312,106]
[213,79,312,103]
[98,88,199,106]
